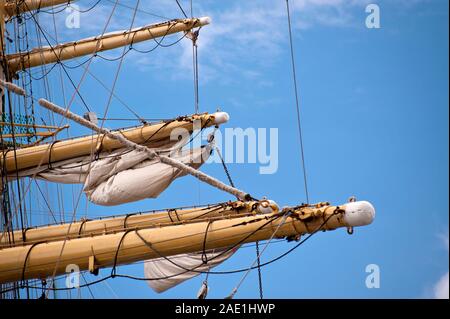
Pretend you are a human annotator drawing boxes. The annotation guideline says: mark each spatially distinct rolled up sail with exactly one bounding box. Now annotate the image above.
[12,136,212,205]
[42,145,211,205]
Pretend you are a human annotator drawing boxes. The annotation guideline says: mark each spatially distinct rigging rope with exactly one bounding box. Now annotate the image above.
[25,8,92,113]
[286,0,310,204]
[104,0,170,20]
[174,0,188,18]
[214,146,235,188]
[192,33,199,113]
[27,1,124,298]
[98,0,141,131]
[45,0,140,296]
[19,14,190,88]
[33,0,102,15]
[214,140,265,298]
[50,5,70,226]
[21,21,187,124]
[80,272,95,299]
[0,8,123,295]
[255,240,264,299]
[0,16,27,299]
[175,0,201,117]
[0,21,27,273]
[225,212,291,299]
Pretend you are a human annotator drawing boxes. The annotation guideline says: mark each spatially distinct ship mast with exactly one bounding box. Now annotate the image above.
[0,1,376,295]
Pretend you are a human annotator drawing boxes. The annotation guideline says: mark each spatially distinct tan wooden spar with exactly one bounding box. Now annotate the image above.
[0,200,375,283]
[3,0,72,17]
[1,132,56,138]
[0,112,224,174]
[0,121,64,129]
[0,200,269,247]
[6,16,211,74]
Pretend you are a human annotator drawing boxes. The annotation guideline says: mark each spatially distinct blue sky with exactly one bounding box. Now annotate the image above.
[7,0,448,298]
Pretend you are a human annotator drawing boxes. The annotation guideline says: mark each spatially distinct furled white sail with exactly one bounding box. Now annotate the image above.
[13,138,212,205]
[144,247,239,293]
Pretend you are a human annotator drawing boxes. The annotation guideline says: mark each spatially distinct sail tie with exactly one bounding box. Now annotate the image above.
[111,229,134,278]
[20,241,45,287]
[47,140,60,169]
[201,221,213,264]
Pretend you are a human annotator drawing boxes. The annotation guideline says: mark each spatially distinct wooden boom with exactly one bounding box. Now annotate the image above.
[0,200,375,283]
[3,0,73,17]
[6,17,211,73]
[0,200,265,247]
[0,112,222,174]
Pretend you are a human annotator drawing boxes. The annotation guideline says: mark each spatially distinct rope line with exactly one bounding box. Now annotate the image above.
[286,0,310,204]
[174,0,188,18]
[256,241,264,299]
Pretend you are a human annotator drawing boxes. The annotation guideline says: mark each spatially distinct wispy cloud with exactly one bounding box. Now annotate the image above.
[139,0,371,85]
[24,0,426,87]
[434,272,449,299]
[433,233,449,299]
[31,0,372,85]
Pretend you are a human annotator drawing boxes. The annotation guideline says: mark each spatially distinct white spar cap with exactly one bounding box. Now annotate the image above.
[343,201,375,227]
[198,17,212,25]
[212,111,230,125]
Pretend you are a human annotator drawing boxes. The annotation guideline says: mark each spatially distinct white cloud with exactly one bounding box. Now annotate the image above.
[433,233,449,299]
[433,272,449,299]
[439,233,449,251]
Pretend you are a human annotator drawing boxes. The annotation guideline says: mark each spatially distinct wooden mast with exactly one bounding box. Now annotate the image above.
[0,201,375,283]
[0,3,378,292]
